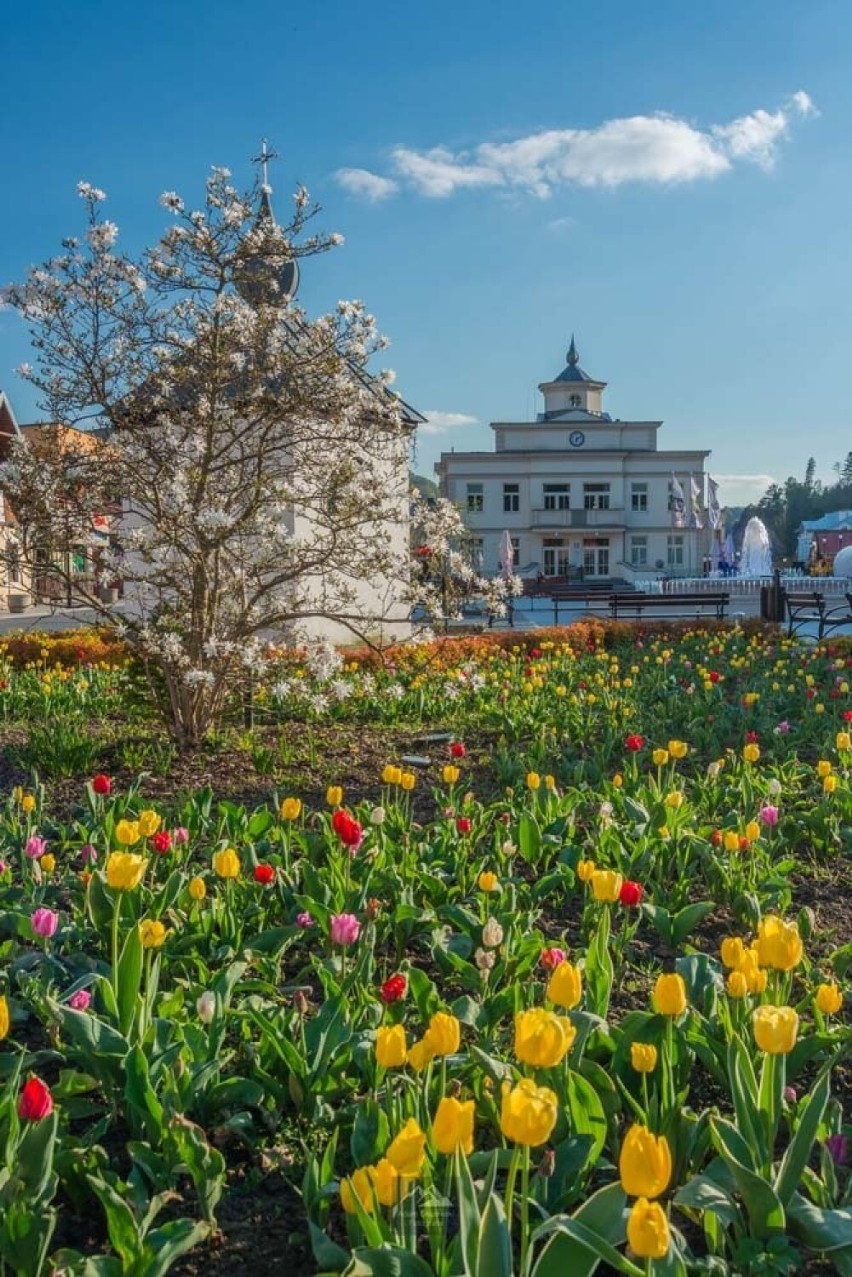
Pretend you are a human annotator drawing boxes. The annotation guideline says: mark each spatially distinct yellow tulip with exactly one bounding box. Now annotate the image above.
[386,1118,427,1177]
[369,1157,404,1207]
[836,732,851,751]
[817,759,832,777]
[668,740,688,759]
[745,821,761,842]
[753,1004,799,1055]
[21,794,36,814]
[526,772,541,791]
[577,859,596,882]
[340,1166,374,1215]
[442,765,460,785]
[627,1198,670,1259]
[40,853,56,875]
[665,791,684,810]
[652,749,669,767]
[815,982,843,1016]
[0,994,9,1040]
[326,785,343,807]
[743,743,761,763]
[114,819,141,847]
[188,875,207,901]
[726,970,749,999]
[375,1024,407,1069]
[720,937,746,969]
[500,1077,558,1147]
[612,773,623,789]
[424,1011,461,1057]
[212,847,240,879]
[723,830,741,853]
[546,961,583,1010]
[591,869,623,903]
[514,1007,576,1068]
[756,916,803,971]
[407,1037,435,1072]
[824,774,838,794]
[138,809,161,838]
[652,972,687,1017]
[138,919,168,948]
[382,765,402,785]
[279,797,302,821]
[105,851,147,891]
[630,1042,658,1073]
[619,1125,672,1198]
[432,1096,475,1155]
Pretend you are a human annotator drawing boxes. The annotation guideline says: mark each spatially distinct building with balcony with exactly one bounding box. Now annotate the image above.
[434,338,711,582]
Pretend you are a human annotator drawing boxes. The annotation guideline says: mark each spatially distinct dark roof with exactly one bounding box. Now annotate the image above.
[551,334,597,384]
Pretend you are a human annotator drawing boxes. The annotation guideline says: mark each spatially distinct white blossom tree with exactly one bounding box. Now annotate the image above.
[2,168,420,744]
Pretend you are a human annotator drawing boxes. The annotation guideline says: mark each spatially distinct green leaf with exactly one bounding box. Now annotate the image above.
[674,1175,738,1230]
[532,1182,629,1277]
[787,1192,852,1258]
[130,1219,211,1277]
[117,922,143,1038]
[774,1071,830,1207]
[344,1248,435,1276]
[351,1101,390,1167]
[726,1036,763,1165]
[566,1070,607,1164]
[584,908,613,1020]
[710,1118,785,1239]
[531,1215,642,1277]
[476,1192,513,1277]
[455,1145,483,1275]
[671,901,715,946]
[518,813,541,862]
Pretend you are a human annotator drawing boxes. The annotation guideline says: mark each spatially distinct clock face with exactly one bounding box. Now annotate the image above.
[569,430,585,448]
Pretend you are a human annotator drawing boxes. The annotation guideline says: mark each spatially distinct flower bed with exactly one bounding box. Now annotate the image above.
[0,624,850,1276]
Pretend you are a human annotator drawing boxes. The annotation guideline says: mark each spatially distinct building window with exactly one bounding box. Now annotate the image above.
[510,537,520,563]
[466,483,483,512]
[465,537,484,571]
[630,536,648,567]
[583,483,610,511]
[631,483,648,512]
[542,537,569,577]
[503,483,520,513]
[543,483,570,511]
[667,535,684,567]
[569,393,582,408]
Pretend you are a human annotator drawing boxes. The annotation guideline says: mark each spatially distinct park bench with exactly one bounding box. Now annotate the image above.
[549,590,616,625]
[785,590,852,639]
[609,592,730,621]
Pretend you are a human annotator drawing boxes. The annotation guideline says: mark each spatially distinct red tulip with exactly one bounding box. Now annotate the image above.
[380,973,407,1004]
[745,730,759,744]
[253,864,275,885]
[450,742,466,758]
[151,831,172,854]
[18,1076,53,1121]
[619,880,644,906]
[710,829,723,847]
[625,734,644,753]
[92,774,111,796]
[456,817,472,835]
[540,946,567,971]
[331,809,363,848]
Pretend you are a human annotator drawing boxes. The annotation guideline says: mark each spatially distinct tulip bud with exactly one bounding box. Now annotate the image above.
[482,917,504,948]
[797,905,815,941]
[196,991,216,1024]
[538,1147,556,1178]
[294,990,309,1017]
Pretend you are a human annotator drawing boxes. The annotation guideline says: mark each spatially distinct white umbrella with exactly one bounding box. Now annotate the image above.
[498,529,514,580]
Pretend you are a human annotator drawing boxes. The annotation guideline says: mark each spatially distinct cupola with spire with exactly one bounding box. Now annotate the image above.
[233,139,300,307]
[537,335,610,421]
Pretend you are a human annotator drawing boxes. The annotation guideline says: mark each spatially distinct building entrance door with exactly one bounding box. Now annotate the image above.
[583,538,610,577]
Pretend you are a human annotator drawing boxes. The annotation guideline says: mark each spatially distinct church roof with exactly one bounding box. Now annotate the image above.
[551,335,598,384]
[538,407,612,423]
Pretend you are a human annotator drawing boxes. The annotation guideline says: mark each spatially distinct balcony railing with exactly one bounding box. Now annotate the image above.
[531,506,626,528]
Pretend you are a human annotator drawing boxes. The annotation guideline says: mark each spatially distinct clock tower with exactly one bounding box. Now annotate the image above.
[537,336,609,421]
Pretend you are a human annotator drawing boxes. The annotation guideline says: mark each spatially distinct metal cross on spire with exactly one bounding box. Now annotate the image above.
[251,138,279,191]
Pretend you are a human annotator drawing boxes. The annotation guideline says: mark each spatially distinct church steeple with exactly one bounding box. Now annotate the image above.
[234,138,300,304]
[567,334,579,367]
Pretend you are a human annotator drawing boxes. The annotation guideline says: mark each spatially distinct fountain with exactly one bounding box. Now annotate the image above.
[740,517,773,577]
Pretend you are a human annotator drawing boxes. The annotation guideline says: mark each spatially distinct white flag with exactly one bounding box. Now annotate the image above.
[670,474,686,529]
[707,477,721,530]
[690,475,704,529]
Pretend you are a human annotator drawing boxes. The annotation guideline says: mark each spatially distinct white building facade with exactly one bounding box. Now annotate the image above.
[435,339,710,583]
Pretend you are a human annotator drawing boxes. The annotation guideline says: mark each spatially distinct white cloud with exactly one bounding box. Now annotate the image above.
[419,410,479,436]
[338,91,815,201]
[335,167,399,202]
[713,473,777,504]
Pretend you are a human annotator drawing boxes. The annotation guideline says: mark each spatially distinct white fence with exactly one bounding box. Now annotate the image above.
[637,576,852,597]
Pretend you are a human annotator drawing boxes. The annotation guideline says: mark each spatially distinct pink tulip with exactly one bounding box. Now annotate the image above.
[31,908,58,938]
[174,827,190,845]
[68,989,91,1011]
[80,844,98,864]
[296,911,314,928]
[25,836,47,859]
[330,913,360,947]
[759,805,779,826]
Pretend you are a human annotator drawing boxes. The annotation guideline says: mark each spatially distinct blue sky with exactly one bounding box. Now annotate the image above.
[1,0,850,506]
